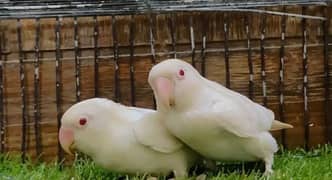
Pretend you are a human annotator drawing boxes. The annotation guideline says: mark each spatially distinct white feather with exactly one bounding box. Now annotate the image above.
[60,98,199,177]
[149,59,286,175]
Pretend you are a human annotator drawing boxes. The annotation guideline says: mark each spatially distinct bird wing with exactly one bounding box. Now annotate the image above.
[191,100,272,138]
[132,109,183,154]
[203,78,293,132]
[195,79,274,137]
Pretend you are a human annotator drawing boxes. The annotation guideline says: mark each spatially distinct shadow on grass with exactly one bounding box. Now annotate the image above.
[190,161,265,177]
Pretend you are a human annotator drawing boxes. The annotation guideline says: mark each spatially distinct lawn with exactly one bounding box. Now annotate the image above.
[0,145,331,180]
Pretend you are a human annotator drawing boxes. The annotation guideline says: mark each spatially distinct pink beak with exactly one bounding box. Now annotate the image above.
[153,77,174,109]
[59,127,75,156]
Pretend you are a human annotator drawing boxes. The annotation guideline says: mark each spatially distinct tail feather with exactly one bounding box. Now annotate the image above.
[270,120,293,131]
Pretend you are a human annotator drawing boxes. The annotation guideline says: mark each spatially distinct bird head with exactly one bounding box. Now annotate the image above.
[148,59,202,112]
[58,98,116,157]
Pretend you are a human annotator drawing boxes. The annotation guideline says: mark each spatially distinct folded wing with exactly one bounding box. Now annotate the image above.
[132,110,183,153]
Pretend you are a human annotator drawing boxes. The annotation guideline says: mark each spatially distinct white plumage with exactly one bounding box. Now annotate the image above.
[148,58,293,175]
[59,98,199,178]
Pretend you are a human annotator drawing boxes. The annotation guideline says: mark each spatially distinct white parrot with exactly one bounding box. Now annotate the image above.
[148,59,293,175]
[58,98,200,178]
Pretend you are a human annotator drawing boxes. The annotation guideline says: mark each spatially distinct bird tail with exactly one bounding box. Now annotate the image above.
[270,120,294,131]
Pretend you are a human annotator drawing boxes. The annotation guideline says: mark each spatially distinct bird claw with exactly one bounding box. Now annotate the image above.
[263,169,273,176]
[196,174,207,180]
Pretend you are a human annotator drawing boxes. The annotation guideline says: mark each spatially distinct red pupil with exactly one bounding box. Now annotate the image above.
[79,118,87,125]
[179,69,185,76]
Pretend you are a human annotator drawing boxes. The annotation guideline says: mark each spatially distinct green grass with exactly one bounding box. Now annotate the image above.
[0,145,331,180]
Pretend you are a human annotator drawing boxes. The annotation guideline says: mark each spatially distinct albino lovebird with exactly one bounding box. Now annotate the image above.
[148,59,293,175]
[58,98,200,178]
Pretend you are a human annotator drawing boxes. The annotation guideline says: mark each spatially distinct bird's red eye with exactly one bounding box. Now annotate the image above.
[79,118,87,126]
[179,69,185,76]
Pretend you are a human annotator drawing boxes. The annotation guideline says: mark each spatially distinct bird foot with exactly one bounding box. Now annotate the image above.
[263,169,273,176]
[196,173,207,180]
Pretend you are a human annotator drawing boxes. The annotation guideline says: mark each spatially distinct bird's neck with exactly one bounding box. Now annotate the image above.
[173,84,205,113]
